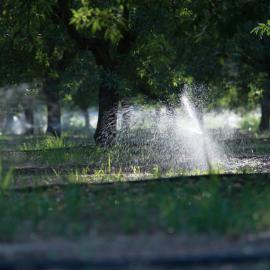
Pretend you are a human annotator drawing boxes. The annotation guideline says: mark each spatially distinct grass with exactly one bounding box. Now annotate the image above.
[1,134,270,242]
[0,174,270,241]
[19,136,74,151]
[15,140,270,168]
[1,132,270,171]
[0,150,14,190]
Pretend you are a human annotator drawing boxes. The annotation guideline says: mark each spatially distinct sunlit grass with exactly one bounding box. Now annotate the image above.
[0,159,13,190]
[19,136,73,151]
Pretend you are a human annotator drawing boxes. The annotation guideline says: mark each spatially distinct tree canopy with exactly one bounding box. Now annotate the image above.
[1,0,270,141]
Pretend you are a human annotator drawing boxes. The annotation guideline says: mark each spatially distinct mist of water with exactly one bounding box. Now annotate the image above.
[116,87,227,172]
[178,92,225,170]
[1,83,258,174]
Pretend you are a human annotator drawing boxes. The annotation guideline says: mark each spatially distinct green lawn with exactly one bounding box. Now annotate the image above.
[0,174,269,242]
[1,135,270,242]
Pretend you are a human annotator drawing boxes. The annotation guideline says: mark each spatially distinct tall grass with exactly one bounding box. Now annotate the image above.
[19,136,72,151]
[0,159,13,190]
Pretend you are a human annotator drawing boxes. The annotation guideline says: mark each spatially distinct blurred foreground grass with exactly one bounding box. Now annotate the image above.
[0,174,269,241]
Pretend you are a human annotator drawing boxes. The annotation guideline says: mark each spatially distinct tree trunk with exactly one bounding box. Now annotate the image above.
[94,84,119,147]
[259,99,270,131]
[83,108,90,131]
[43,79,61,137]
[24,106,34,135]
[259,87,270,132]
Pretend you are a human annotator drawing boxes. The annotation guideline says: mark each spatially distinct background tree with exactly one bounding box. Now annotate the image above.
[70,0,202,145]
[1,0,270,140]
[0,0,77,136]
[208,0,270,130]
[60,51,100,132]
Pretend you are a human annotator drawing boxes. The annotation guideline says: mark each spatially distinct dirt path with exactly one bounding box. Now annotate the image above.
[0,232,270,269]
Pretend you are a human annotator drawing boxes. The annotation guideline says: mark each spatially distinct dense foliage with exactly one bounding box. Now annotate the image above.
[0,0,270,141]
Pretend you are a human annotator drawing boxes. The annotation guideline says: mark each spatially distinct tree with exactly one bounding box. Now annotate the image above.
[4,0,262,141]
[60,51,100,132]
[70,0,201,145]
[0,0,78,136]
[252,20,270,37]
[1,0,184,143]
[206,0,270,131]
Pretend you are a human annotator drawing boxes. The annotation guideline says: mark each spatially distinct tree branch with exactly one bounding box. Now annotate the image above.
[54,0,109,67]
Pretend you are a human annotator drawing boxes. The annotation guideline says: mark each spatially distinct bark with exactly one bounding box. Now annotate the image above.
[94,84,119,147]
[43,79,61,137]
[24,106,34,135]
[259,98,270,131]
[259,83,270,131]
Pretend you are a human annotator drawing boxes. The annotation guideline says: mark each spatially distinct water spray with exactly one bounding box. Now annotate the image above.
[115,84,225,174]
[181,91,213,171]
